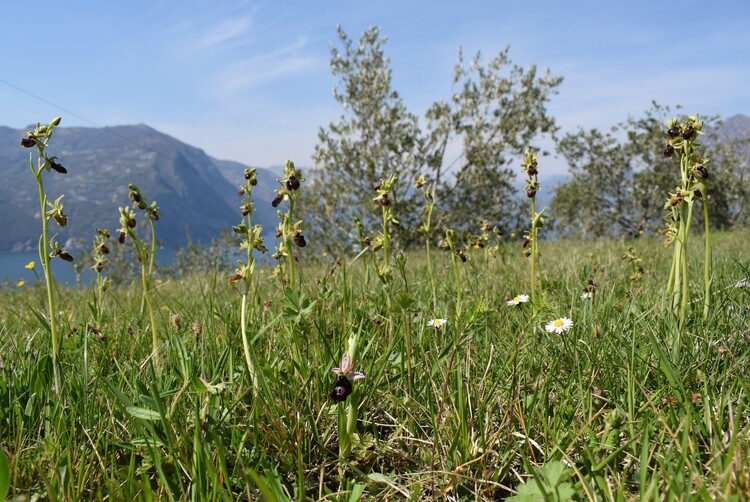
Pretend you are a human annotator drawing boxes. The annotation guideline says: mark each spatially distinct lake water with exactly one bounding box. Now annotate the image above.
[0,248,177,287]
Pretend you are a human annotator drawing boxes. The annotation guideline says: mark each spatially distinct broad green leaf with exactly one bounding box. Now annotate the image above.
[125,406,163,421]
[0,448,9,501]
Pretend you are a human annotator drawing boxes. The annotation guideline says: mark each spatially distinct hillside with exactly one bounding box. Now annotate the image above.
[0,124,279,252]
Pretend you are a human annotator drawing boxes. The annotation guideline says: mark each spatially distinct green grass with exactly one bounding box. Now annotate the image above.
[1,230,749,500]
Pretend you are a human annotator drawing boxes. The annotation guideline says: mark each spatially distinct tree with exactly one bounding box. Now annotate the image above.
[303,27,563,249]
[427,49,562,236]
[551,103,747,239]
[304,26,423,247]
[707,117,750,228]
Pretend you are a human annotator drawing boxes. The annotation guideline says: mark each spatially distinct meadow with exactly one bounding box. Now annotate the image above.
[1,227,749,500]
[2,117,750,501]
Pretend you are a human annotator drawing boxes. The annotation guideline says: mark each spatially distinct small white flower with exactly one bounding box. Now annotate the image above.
[427,318,448,329]
[581,292,593,300]
[506,294,530,306]
[545,317,573,334]
[735,279,749,289]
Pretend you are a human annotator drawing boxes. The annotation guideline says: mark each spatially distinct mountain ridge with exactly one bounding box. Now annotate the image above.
[1,114,747,252]
[0,123,282,252]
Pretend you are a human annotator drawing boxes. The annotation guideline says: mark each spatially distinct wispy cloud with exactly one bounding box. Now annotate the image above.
[162,5,261,55]
[196,13,255,50]
[213,37,317,94]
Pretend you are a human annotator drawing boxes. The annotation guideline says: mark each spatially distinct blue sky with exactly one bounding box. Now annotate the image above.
[1,1,748,177]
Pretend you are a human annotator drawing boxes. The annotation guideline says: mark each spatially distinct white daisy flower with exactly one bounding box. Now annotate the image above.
[581,292,593,300]
[735,279,749,289]
[545,317,573,334]
[427,318,448,329]
[506,294,530,306]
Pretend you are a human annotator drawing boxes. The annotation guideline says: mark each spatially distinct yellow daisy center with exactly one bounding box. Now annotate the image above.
[553,319,564,327]
[513,296,521,302]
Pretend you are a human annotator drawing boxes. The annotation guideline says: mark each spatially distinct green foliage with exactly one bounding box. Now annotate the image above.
[304,26,562,249]
[508,461,575,501]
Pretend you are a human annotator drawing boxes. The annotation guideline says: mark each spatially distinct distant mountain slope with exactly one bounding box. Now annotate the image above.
[0,123,277,252]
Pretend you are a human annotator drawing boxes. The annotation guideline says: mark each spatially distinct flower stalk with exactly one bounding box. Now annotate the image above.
[118,185,161,371]
[443,229,463,318]
[24,117,70,393]
[330,336,365,461]
[416,175,438,311]
[230,168,267,390]
[272,161,305,288]
[662,115,711,326]
[522,148,545,305]
[91,228,111,324]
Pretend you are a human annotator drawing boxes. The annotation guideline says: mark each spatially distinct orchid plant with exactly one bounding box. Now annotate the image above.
[330,336,365,461]
[662,115,712,326]
[22,117,72,392]
[230,168,267,390]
